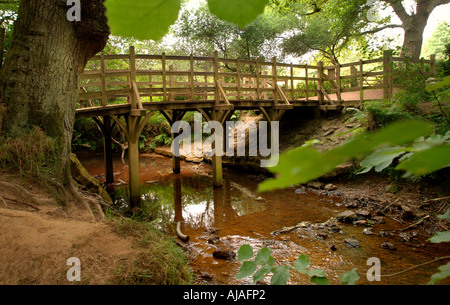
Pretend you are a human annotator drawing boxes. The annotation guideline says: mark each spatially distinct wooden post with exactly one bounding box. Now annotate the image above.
[430,54,436,76]
[305,65,309,101]
[169,65,174,101]
[103,116,114,184]
[100,53,107,107]
[162,52,167,102]
[359,60,364,106]
[129,46,137,109]
[128,116,141,208]
[256,59,260,100]
[262,71,268,100]
[211,111,223,188]
[236,58,241,100]
[290,63,294,100]
[383,50,393,100]
[190,54,195,102]
[272,57,278,104]
[336,63,342,104]
[213,51,219,104]
[317,61,324,105]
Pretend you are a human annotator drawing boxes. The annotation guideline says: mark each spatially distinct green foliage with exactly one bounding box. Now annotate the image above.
[236,244,358,285]
[258,119,435,192]
[173,2,288,61]
[421,21,450,61]
[428,262,450,285]
[208,0,270,28]
[105,0,182,41]
[105,0,272,41]
[358,131,450,176]
[427,206,450,284]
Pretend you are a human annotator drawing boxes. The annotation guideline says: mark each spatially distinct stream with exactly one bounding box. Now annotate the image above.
[78,152,450,285]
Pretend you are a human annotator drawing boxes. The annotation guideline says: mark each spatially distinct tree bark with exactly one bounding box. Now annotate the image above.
[384,0,450,60]
[0,0,109,184]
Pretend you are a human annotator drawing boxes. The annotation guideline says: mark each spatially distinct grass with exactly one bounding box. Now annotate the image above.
[108,216,193,285]
[0,126,58,185]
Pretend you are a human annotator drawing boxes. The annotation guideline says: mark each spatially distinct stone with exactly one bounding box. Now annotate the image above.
[344,201,359,209]
[362,228,374,235]
[400,204,416,220]
[380,242,396,250]
[353,220,368,227]
[316,232,328,240]
[336,210,358,223]
[213,248,236,260]
[307,181,324,189]
[379,230,394,237]
[371,216,386,224]
[207,235,220,244]
[324,183,337,191]
[294,187,307,194]
[344,238,360,248]
[356,209,371,219]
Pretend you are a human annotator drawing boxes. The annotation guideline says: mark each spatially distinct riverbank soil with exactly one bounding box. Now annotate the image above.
[0,170,192,285]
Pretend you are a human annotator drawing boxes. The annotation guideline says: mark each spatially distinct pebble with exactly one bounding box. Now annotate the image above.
[380,242,396,250]
[344,238,360,248]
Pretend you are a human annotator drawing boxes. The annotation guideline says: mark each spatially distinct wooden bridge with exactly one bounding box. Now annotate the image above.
[75,46,435,206]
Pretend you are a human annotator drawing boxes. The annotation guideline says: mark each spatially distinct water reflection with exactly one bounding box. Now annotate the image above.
[113,174,266,230]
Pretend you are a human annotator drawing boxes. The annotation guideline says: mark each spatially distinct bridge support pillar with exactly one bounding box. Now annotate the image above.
[103,116,114,185]
[128,116,141,209]
[172,131,181,174]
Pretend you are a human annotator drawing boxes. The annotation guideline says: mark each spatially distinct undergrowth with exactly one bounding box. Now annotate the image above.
[0,126,58,186]
[108,216,193,285]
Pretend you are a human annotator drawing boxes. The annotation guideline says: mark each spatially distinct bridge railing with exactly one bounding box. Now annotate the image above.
[78,46,322,110]
[77,47,435,110]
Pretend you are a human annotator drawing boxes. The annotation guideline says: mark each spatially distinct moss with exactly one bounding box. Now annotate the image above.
[70,153,112,203]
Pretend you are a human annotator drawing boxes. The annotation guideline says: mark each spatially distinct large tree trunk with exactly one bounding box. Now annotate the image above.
[0,0,109,185]
[385,0,450,60]
[401,12,428,60]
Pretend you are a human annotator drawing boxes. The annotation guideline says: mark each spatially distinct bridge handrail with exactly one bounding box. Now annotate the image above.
[77,47,435,110]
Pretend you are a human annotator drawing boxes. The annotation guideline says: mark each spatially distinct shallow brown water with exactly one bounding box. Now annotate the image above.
[79,152,450,285]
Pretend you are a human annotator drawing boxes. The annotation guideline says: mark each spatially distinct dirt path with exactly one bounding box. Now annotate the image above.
[0,206,135,284]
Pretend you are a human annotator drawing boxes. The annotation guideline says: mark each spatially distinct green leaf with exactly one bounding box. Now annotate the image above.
[294,254,310,274]
[308,269,326,278]
[429,231,450,243]
[237,244,253,261]
[270,265,290,285]
[428,262,450,285]
[255,247,274,266]
[396,145,450,176]
[340,268,360,285]
[207,0,270,28]
[258,120,434,192]
[105,0,182,41]
[359,146,409,174]
[253,265,272,283]
[236,261,257,279]
[310,276,330,285]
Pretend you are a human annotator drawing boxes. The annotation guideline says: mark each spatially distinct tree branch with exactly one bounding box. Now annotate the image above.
[382,0,411,24]
[360,24,404,35]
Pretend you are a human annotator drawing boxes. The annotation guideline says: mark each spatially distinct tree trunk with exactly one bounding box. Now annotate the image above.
[400,9,429,60]
[0,0,109,185]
